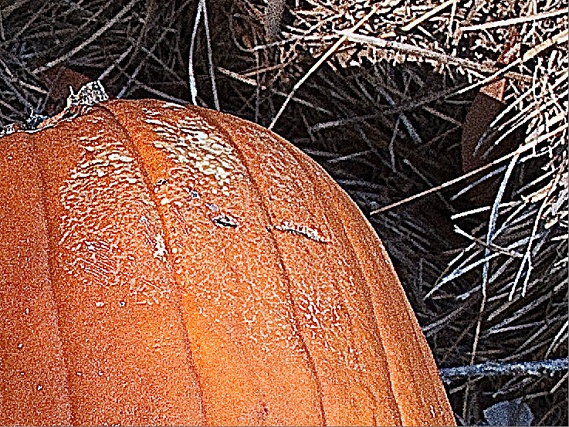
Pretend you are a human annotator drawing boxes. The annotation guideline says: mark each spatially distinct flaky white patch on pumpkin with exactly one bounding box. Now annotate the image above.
[142,108,241,195]
[56,118,172,305]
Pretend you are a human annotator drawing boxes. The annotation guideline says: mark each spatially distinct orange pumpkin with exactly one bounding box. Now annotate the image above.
[0,95,454,426]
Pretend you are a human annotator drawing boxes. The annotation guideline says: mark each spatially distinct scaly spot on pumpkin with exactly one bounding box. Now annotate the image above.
[274,220,329,243]
[154,233,167,261]
[56,116,172,300]
[143,110,242,196]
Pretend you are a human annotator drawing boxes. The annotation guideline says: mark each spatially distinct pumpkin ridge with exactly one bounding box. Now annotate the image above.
[0,130,73,424]
[314,168,455,425]
[97,103,209,423]
[34,105,206,424]
[192,105,328,426]
[196,108,402,424]
[29,129,76,424]
[282,141,402,424]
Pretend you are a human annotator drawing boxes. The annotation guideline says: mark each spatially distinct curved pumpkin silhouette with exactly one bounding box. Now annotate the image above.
[0,98,454,426]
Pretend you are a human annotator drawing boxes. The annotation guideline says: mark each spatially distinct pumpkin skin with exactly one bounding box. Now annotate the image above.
[0,99,454,426]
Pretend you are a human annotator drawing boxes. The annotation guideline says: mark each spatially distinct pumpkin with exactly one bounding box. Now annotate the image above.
[0,89,454,425]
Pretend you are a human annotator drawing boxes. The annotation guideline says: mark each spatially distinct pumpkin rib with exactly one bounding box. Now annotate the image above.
[305,154,455,424]
[315,172,456,425]
[209,112,382,422]
[0,131,73,425]
[193,106,329,426]
[97,104,209,422]
[289,152,394,396]
[277,148,394,422]
[29,130,76,424]
[332,197,446,424]
[198,108,403,425]
[300,161,413,419]
[278,138,402,424]
[29,106,207,425]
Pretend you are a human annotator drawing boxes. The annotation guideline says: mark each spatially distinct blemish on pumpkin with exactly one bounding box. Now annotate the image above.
[70,171,91,179]
[205,203,219,212]
[255,402,270,422]
[274,220,328,243]
[212,214,238,228]
[162,102,185,109]
[79,134,102,141]
[142,107,160,117]
[140,192,157,208]
[73,256,110,283]
[154,233,167,261]
[131,277,173,305]
[107,153,131,162]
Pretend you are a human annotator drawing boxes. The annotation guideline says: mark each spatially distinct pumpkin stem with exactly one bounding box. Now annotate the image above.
[66,81,109,108]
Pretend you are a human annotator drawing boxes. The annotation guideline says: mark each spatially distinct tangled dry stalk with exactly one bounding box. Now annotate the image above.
[1,0,567,425]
